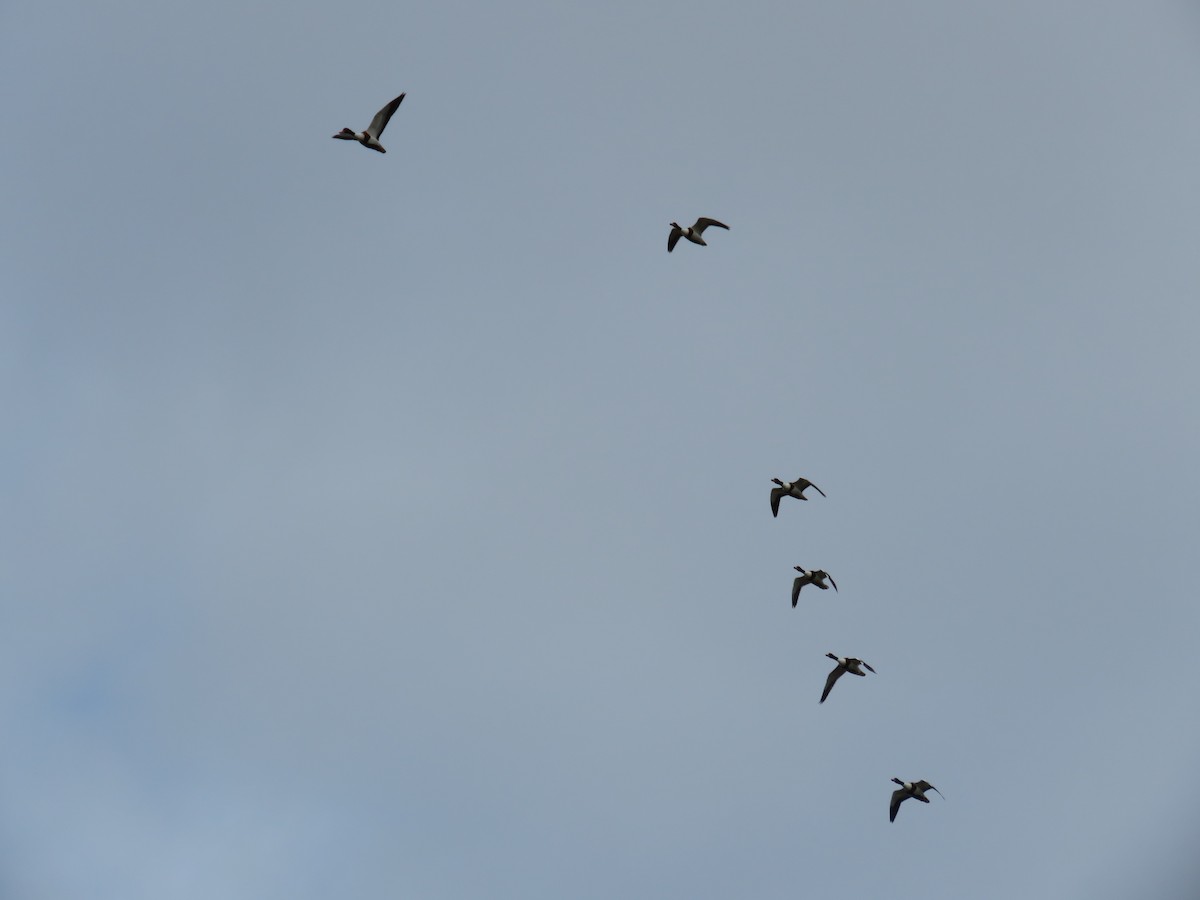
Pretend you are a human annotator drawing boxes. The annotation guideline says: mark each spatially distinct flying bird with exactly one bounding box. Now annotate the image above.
[792,566,837,607]
[770,477,825,517]
[668,217,729,252]
[820,653,875,703]
[889,778,943,822]
[332,93,406,153]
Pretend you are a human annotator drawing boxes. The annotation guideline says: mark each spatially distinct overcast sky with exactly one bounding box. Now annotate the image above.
[4,1,1200,898]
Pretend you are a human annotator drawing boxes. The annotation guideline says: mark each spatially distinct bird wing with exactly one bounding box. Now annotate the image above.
[694,217,729,233]
[819,665,845,703]
[890,789,907,822]
[367,94,405,139]
[770,486,784,517]
[791,576,804,608]
[916,781,943,799]
[792,477,825,497]
[668,227,683,252]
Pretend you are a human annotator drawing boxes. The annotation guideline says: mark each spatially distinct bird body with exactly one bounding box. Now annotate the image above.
[792,566,837,607]
[332,93,406,153]
[820,653,875,703]
[889,778,943,822]
[668,217,729,252]
[770,476,825,517]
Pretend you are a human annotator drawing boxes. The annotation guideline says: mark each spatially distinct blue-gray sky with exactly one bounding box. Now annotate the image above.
[4,1,1200,897]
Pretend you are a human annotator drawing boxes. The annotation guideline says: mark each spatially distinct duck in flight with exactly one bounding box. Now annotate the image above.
[819,653,875,703]
[332,93,406,153]
[668,217,729,252]
[792,566,837,607]
[889,778,943,822]
[770,477,825,517]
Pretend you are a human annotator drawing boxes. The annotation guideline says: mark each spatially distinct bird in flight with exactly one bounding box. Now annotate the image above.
[792,566,837,607]
[332,93,406,153]
[668,217,729,252]
[819,654,876,704]
[889,778,944,822]
[769,476,824,517]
